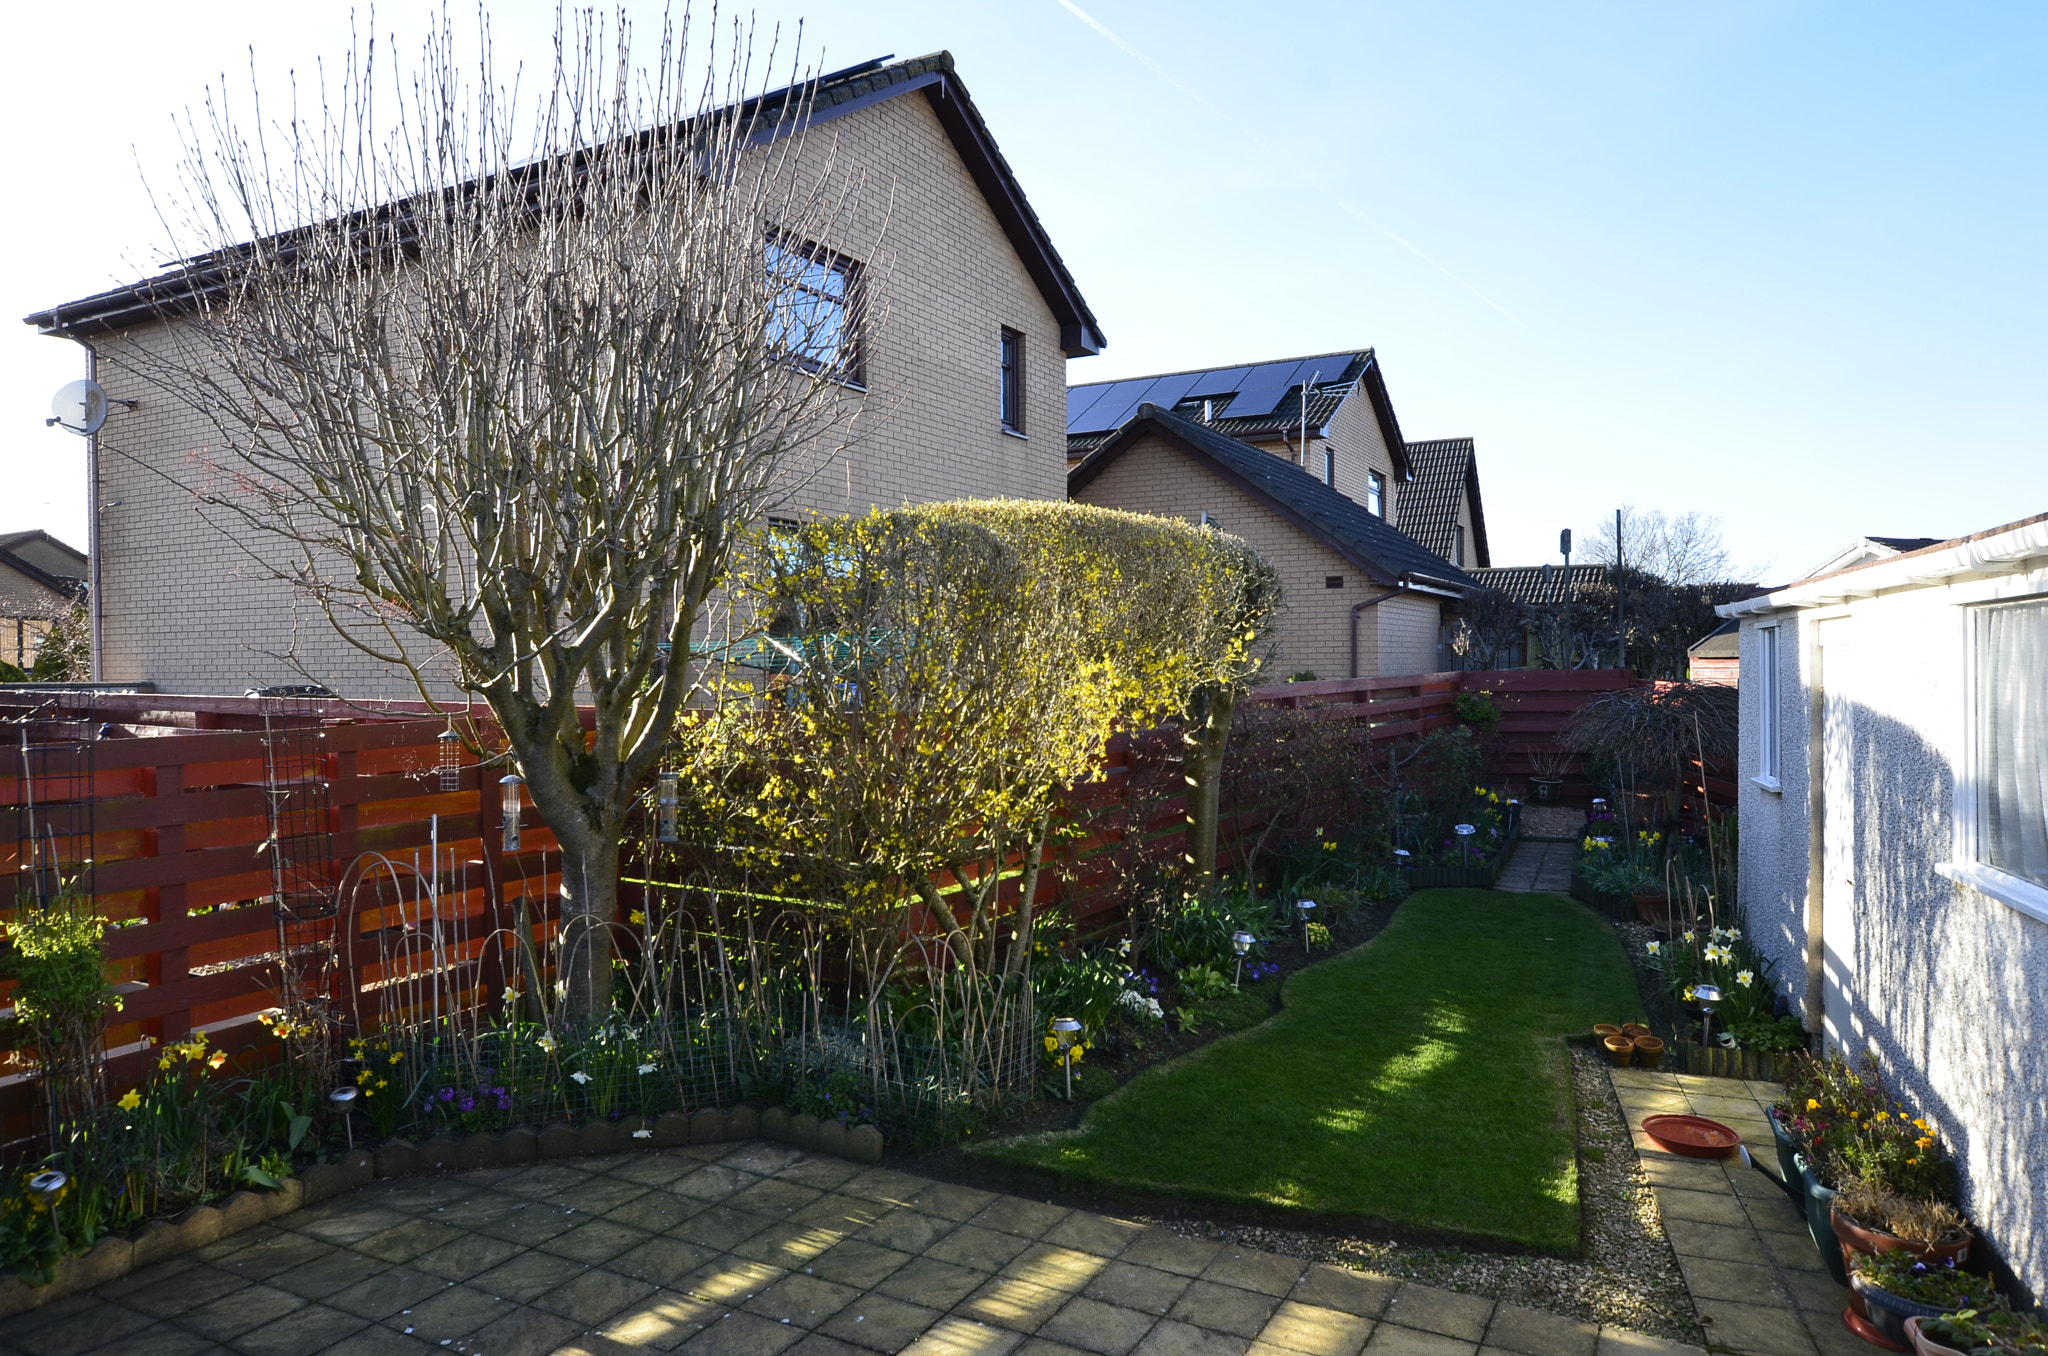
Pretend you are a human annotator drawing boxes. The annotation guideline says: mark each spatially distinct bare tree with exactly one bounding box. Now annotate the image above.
[121,9,874,1022]
[1449,586,1528,670]
[1592,506,1734,586]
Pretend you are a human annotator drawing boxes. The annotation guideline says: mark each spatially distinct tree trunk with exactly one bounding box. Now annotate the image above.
[1185,686,1238,898]
[554,833,621,1026]
[1003,831,1046,979]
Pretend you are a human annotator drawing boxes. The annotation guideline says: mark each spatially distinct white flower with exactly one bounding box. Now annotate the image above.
[1684,930,1696,943]
[632,1129,653,1139]
[554,979,568,999]
[1727,928,1742,941]
[569,1070,591,1085]
[536,1034,558,1054]
[1645,941,1662,956]
[1737,970,1755,987]
[637,1063,658,1076]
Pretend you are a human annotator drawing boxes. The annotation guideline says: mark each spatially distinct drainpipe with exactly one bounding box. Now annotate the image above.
[85,345,104,682]
[1350,590,1397,679]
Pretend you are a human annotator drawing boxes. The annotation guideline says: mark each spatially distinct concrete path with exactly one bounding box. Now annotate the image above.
[2,1141,1712,1356]
[1495,842,1575,893]
[1609,1069,1856,1356]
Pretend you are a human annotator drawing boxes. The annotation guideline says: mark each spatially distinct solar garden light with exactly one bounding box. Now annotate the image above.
[1052,1018,1082,1101]
[1393,848,1411,868]
[1231,930,1254,989]
[656,770,681,845]
[500,774,524,852]
[329,1084,359,1150]
[27,1171,66,1242]
[1693,983,1724,1050]
[437,727,462,793]
[1296,899,1316,951]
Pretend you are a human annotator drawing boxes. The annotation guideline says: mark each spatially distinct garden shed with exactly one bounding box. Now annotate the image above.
[1717,509,2048,1304]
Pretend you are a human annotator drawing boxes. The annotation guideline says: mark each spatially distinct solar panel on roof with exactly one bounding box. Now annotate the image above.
[1140,373,1203,411]
[1066,384,1109,431]
[1074,377,1166,434]
[1215,360,1306,420]
[1184,366,1250,399]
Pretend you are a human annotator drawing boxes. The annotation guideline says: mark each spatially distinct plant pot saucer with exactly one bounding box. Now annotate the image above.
[1641,1114,1741,1157]
[1844,1307,1905,1351]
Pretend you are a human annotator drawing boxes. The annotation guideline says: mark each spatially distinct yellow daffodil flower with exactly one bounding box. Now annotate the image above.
[118,1089,141,1111]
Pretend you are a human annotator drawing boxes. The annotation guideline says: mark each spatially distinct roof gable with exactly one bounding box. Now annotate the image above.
[25,54,1105,356]
[1070,402,1472,590]
[1399,437,1490,568]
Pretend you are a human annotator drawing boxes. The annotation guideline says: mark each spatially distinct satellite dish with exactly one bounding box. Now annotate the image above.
[50,379,108,436]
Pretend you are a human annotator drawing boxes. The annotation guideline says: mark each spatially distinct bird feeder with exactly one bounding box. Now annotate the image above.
[436,727,462,793]
[1052,1017,1082,1101]
[656,770,681,845]
[500,774,524,852]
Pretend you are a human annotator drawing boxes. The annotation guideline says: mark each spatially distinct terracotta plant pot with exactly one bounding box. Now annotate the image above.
[1632,890,1671,927]
[1903,1317,1968,1356]
[1602,1034,1636,1067]
[1594,1023,1623,1040]
[1832,1207,1972,1267]
[1632,1035,1666,1069]
[1621,1023,1652,1040]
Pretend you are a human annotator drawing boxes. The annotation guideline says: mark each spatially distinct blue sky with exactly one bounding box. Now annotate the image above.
[5,1,2042,581]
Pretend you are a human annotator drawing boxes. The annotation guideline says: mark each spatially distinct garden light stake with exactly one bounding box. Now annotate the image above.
[1052,1017,1081,1101]
[1694,983,1723,1051]
[1296,899,1316,952]
[330,1084,359,1150]
[28,1171,66,1246]
[1231,930,1254,989]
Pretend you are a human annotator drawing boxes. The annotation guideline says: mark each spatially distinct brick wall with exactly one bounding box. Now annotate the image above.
[80,88,1070,699]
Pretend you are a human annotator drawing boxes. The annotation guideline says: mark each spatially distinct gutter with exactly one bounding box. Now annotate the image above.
[1717,514,2048,620]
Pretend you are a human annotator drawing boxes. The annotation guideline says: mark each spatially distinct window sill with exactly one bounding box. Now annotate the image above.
[1936,861,2048,925]
[1000,427,1029,440]
[1751,775,1783,795]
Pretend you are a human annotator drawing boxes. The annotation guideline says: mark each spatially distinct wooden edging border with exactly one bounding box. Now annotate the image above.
[0,1103,881,1319]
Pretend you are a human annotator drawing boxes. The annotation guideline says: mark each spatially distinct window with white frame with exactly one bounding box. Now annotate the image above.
[1974,598,2048,889]
[1323,448,1335,486]
[1756,625,1779,784]
[767,237,862,383]
[1365,470,1385,518]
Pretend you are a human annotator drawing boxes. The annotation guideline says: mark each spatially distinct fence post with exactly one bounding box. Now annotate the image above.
[152,764,190,1047]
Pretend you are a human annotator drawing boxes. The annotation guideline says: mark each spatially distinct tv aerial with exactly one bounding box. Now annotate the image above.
[48,379,137,436]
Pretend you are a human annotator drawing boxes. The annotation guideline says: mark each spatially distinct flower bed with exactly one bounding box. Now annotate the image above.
[1406,821,1519,888]
[1402,785,1517,889]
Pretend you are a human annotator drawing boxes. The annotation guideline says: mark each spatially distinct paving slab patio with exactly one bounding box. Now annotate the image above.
[2,1142,1720,1356]
[1608,1068,1854,1356]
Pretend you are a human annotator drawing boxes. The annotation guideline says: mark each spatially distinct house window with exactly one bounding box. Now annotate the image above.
[1756,625,1779,785]
[1322,449,1335,486]
[1453,524,1466,567]
[767,237,862,383]
[1000,328,1024,433]
[1974,598,2048,890]
[1365,470,1385,518]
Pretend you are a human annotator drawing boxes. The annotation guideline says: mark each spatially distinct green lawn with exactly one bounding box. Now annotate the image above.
[978,889,1644,1251]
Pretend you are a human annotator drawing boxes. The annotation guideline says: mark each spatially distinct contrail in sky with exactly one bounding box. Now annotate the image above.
[1051,0,1519,323]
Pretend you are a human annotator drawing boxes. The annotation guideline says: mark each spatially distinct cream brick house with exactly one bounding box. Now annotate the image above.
[23,53,1104,699]
[0,530,87,671]
[1070,403,1473,679]
[1066,350,1491,571]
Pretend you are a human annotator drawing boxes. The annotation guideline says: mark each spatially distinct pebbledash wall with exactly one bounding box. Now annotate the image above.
[1069,430,1440,679]
[69,76,1077,700]
[1721,515,2048,1304]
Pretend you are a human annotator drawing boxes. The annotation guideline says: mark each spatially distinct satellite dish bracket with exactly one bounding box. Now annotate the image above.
[46,398,137,427]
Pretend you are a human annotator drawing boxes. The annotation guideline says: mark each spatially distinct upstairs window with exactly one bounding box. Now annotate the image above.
[1322,449,1335,486]
[1000,328,1024,433]
[1365,470,1385,518]
[1454,524,1466,567]
[767,237,862,384]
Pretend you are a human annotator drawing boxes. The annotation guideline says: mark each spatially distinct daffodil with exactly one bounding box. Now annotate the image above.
[570,1070,591,1085]
[1807,1098,1820,1111]
[1645,941,1662,956]
[118,1089,141,1111]
[629,910,646,925]
[1736,970,1754,987]
[537,1033,558,1054]
[637,1063,658,1076]
[208,1051,228,1069]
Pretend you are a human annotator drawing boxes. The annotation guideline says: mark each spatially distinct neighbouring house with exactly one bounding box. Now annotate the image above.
[1069,402,1473,679]
[1800,535,1946,580]
[1461,563,1613,669]
[1687,618,1739,685]
[0,530,87,671]
[1065,351,1489,566]
[23,53,1104,700]
[1718,510,2048,1302]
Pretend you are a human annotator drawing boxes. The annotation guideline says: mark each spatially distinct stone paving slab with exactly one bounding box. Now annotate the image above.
[2,1145,1713,1356]
[1494,843,1576,894]
[1608,1069,1848,1356]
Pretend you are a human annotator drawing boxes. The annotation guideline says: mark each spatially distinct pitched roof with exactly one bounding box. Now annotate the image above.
[1397,437,1490,569]
[1866,536,1945,554]
[1466,563,1611,605]
[1066,349,1409,474]
[0,530,87,582]
[1069,403,1473,591]
[24,54,1105,357]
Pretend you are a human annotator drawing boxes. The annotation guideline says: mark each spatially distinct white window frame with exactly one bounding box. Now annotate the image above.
[1939,592,2048,923]
[1753,624,1781,791]
[1365,470,1385,518]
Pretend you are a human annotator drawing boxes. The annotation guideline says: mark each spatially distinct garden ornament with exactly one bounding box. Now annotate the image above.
[500,774,524,852]
[1052,1017,1082,1102]
[1296,899,1316,952]
[1231,930,1255,988]
[656,770,681,844]
[330,1084,359,1150]
[1693,982,1724,1050]
[27,1170,66,1240]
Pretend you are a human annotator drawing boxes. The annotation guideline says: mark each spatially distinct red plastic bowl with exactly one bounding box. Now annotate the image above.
[1641,1114,1742,1157]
